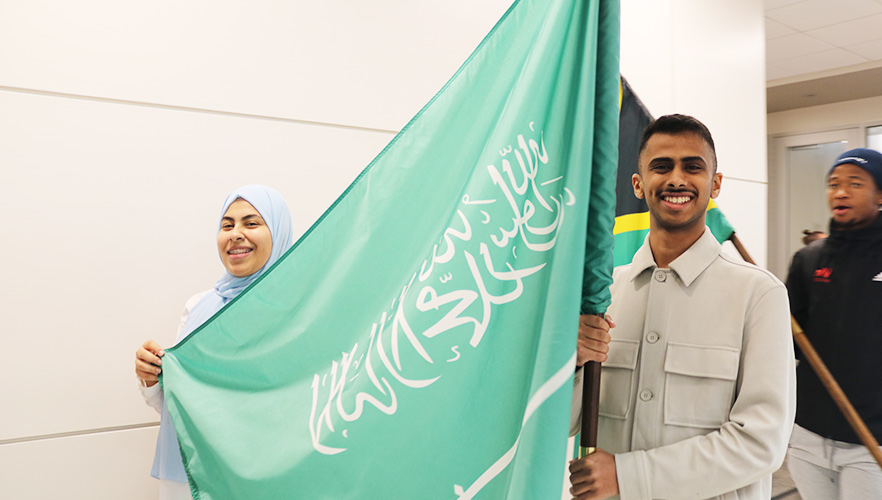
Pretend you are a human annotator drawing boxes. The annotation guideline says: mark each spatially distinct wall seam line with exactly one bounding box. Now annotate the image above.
[0,85,399,135]
[723,177,768,185]
[0,422,160,446]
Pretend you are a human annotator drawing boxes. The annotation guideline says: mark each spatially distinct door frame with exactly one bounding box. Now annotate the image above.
[768,129,863,278]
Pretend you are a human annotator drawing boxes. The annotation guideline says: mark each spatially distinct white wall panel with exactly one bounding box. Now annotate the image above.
[620,0,674,117]
[0,427,159,500]
[0,0,512,132]
[0,89,393,441]
[715,178,768,269]
[672,0,768,184]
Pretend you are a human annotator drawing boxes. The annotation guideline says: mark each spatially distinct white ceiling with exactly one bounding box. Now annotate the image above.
[765,0,882,111]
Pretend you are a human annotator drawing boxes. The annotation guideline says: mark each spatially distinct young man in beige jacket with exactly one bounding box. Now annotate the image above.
[570,114,796,500]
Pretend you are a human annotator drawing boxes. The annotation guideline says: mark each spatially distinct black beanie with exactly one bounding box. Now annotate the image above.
[829,148,882,191]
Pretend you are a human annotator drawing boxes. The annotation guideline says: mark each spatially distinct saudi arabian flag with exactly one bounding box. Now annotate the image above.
[612,78,735,267]
[160,0,619,498]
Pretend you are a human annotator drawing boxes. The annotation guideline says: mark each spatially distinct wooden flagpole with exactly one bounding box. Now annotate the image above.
[729,233,882,470]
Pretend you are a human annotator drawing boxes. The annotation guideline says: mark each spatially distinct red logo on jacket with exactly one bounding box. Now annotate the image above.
[813,267,832,282]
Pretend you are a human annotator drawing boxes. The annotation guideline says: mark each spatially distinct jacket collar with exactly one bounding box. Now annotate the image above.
[627,227,722,287]
[828,211,882,246]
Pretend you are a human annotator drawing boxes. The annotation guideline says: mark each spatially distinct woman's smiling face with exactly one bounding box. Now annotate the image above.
[217,198,273,277]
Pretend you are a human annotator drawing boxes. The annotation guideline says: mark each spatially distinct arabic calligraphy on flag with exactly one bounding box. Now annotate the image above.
[308,124,573,456]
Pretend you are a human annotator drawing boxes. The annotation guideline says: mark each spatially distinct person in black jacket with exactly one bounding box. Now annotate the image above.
[786,147,882,500]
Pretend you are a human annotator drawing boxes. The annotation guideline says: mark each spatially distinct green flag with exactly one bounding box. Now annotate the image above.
[612,78,735,267]
[160,0,619,498]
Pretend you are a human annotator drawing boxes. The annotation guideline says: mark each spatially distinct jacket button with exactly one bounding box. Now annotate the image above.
[654,270,666,282]
[639,390,653,402]
[646,332,659,344]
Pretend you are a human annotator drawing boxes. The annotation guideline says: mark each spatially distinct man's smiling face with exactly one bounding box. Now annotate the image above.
[632,132,722,234]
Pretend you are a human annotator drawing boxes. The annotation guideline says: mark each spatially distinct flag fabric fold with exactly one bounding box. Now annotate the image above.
[160,0,619,498]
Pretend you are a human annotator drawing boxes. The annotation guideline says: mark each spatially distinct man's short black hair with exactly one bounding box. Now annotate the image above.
[638,114,717,171]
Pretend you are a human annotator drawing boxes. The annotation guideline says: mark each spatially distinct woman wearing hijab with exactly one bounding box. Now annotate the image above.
[134,185,294,499]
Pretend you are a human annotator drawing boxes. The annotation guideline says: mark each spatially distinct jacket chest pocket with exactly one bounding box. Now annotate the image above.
[599,339,640,419]
[663,343,740,429]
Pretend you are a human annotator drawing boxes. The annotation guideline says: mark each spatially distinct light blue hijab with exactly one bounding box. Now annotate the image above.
[151,185,294,482]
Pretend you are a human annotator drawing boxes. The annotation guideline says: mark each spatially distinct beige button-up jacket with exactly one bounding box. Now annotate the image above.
[573,228,796,500]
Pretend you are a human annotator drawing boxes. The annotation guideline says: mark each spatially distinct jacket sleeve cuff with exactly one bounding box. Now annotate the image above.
[138,378,163,413]
[615,450,650,500]
[140,381,162,396]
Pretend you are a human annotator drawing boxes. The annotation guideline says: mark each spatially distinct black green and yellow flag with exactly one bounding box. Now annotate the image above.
[612,78,735,267]
[160,0,620,498]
